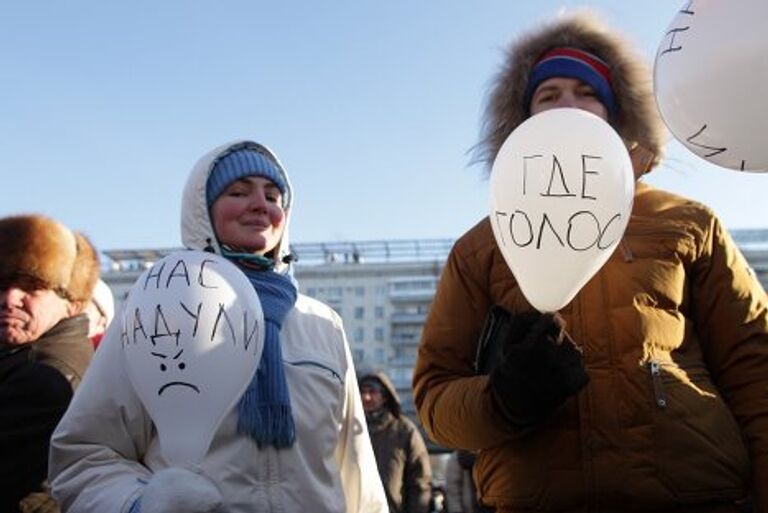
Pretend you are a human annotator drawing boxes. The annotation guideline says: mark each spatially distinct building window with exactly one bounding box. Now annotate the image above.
[354,307,364,320]
[375,348,386,364]
[355,286,365,297]
[374,306,385,319]
[374,327,385,342]
[352,349,364,363]
[306,287,316,297]
[354,327,364,343]
[329,287,343,297]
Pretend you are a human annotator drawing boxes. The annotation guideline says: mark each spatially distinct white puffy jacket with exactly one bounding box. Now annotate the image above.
[49,140,388,513]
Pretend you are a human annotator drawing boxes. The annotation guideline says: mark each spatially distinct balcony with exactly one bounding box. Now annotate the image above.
[389,289,435,303]
[390,312,427,325]
[388,277,437,303]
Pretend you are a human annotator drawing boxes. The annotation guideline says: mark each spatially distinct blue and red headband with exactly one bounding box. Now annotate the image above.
[524,47,617,118]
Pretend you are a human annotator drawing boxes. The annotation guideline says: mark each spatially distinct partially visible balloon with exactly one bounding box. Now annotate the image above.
[654,0,768,172]
[490,108,634,313]
[121,251,264,467]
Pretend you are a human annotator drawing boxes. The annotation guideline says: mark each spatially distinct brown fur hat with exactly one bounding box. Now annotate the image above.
[0,214,100,303]
[475,11,666,176]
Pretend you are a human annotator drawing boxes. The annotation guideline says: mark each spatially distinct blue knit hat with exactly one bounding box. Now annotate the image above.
[523,47,617,118]
[206,148,288,207]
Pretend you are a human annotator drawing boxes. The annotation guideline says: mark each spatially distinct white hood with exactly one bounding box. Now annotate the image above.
[180,140,294,273]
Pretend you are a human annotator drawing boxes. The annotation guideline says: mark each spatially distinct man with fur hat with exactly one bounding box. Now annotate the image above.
[0,214,100,513]
[360,371,432,513]
[413,11,768,512]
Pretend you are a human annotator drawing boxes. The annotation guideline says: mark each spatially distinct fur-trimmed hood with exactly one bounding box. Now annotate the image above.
[476,11,666,176]
[0,215,99,303]
[180,140,295,274]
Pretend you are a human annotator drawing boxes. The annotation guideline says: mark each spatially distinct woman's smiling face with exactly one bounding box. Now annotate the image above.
[210,176,286,256]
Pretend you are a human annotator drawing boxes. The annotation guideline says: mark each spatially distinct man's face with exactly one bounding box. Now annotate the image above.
[0,285,71,345]
[360,383,386,413]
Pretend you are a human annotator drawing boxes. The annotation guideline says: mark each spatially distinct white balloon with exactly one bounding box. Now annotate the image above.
[654,0,768,172]
[121,251,264,467]
[490,108,634,313]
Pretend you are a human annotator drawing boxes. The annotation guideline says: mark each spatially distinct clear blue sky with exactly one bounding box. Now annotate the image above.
[2,1,765,253]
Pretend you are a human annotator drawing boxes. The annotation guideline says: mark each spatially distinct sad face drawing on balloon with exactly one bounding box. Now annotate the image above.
[132,303,199,397]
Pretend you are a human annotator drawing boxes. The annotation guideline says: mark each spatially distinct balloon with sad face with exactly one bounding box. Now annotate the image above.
[121,251,264,467]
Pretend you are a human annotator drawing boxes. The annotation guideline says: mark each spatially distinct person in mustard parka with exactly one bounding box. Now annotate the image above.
[413,11,768,513]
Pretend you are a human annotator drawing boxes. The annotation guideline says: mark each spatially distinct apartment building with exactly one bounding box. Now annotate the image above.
[101,230,768,424]
[292,240,449,418]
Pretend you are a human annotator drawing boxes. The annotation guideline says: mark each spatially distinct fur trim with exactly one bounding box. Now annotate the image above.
[475,10,666,177]
[69,233,100,303]
[0,215,99,302]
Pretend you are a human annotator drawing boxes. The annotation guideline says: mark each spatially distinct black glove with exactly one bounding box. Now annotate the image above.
[484,307,589,427]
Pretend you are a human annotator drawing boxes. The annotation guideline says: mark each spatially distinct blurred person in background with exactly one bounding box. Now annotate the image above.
[444,451,480,513]
[360,371,432,513]
[83,279,114,349]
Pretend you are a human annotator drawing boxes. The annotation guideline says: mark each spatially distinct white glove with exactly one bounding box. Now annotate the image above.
[136,467,226,513]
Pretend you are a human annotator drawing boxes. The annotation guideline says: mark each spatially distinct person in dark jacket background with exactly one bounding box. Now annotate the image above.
[360,371,432,513]
[0,214,99,513]
[444,450,480,513]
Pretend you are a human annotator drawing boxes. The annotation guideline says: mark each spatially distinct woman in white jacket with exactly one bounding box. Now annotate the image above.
[49,140,388,513]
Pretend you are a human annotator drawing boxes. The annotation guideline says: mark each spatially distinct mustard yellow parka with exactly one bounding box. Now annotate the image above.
[413,12,768,513]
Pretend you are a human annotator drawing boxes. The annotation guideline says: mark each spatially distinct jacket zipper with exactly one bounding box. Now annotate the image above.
[649,361,667,408]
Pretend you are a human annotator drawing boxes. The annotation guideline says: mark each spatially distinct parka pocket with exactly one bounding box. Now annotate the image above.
[474,399,582,510]
[648,360,750,501]
[285,359,344,386]
[623,220,696,261]
[284,358,345,455]
[619,221,697,312]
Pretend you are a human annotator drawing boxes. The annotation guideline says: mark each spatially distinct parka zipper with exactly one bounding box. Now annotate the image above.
[649,361,667,408]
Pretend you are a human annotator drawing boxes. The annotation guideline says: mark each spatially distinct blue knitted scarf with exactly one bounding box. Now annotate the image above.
[235,264,297,449]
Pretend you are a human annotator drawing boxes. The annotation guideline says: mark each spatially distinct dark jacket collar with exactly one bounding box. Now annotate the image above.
[29,314,92,386]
